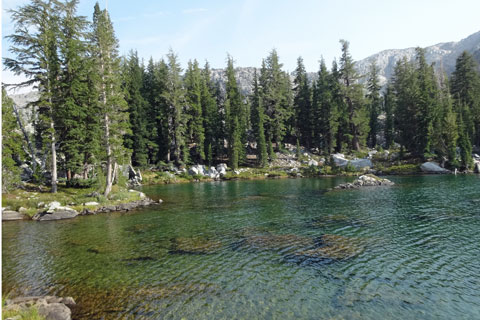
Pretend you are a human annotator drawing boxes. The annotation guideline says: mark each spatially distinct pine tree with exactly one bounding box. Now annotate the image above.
[415,47,440,157]
[260,50,293,150]
[123,51,149,167]
[225,56,246,168]
[200,61,219,165]
[451,51,480,147]
[293,57,312,149]
[339,40,369,151]
[91,2,130,196]
[330,59,348,152]
[2,88,24,191]
[4,0,61,192]
[250,71,268,167]
[366,62,381,148]
[393,57,419,154]
[56,0,100,181]
[383,83,395,149]
[162,50,187,164]
[313,58,338,154]
[184,59,206,162]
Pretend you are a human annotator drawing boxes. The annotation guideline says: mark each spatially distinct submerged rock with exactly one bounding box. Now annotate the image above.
[242,234,315,253]
[292,234,365,262]
[169,237,223,254]
[420,162,450,174]
[334,174,394,189]
[310,214,368,228]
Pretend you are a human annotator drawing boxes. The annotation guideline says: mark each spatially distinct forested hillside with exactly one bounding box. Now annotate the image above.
[3,0,480,194]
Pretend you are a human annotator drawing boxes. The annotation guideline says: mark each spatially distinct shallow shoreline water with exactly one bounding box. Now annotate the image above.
[3,175,480,319]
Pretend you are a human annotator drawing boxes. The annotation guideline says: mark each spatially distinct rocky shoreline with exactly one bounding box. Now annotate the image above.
[334,174,395,190]
[2,195,162,222]
[4,296,76,320]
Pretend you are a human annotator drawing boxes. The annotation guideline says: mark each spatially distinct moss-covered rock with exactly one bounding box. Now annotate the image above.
[169,237,223,254]
[293,234,365,261]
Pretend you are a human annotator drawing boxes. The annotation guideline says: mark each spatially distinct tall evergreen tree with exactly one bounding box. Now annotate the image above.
[4,0,61,192]
[339,40,369,151]
[293,57,312,149]
[250,71,268,167]
[57,0,99,180]
[91,2,130,196]
[313,58,338,154]
[383,83,395,149]
[225,56,245,169]
[162,50,187,164]
[2,88,24,191]
[184,60,206,162]
[451,51,480,147]
[260,50,293,150]
[123,51,149,167]
[200,61,219,165]
[415,47,440,157]
[393,57,419,154]
[366,62,381,148]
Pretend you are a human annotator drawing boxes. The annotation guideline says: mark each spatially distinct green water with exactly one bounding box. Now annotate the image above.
[2,175,480,319]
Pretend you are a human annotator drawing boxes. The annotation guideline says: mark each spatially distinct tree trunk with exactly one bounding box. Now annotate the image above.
[104,113,113,197]
[67,170,72,181]
[50,120,57,193]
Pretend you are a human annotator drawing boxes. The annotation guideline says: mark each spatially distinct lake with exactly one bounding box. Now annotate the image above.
[2,175,480,319]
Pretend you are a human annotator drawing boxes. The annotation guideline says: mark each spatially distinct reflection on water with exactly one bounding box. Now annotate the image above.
[3,175,480,319]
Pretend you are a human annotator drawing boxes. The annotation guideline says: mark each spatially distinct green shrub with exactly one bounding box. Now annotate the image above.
[66,178,97,188]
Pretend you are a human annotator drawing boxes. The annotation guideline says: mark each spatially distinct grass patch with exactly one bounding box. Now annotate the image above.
[2,295,45,320]
[2,183,145,218]
[379,163,421,174]
[2,306,45,320]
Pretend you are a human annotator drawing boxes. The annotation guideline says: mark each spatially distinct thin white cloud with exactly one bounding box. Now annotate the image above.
[182,8,207,14]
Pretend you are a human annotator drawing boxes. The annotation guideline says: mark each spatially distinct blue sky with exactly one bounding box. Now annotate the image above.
[2,0,480,89]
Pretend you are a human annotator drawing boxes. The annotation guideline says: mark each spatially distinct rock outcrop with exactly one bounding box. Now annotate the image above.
[33,207,78,221]
[334,174,394,189]
[4,296,75,320]
[2,210,28,221]
[420,162,450,174]
[332,153,372,170]
[80,198,160,215]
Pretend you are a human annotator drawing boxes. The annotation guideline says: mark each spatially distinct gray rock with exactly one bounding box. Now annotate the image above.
[307,159,319,166]
[207,167,219,179]
[474,161,480,174]
[332,153,349,167]
[2,210,27,221]
[216,163,228,175]
[420,162,450,174]
[18,207,28,213]
[349,158,373,169]
[5,296,75,320]
[33,207,78,221]
[334,174,394,189]
[368,150,378,158]
[84,201,99,206]
[47,201,62,211]
[37,302,71,320]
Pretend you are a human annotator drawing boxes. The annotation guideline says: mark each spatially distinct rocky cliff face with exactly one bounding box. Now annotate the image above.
[210,30,480,94]
[355,31,480,86]
[8,31,480,103]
